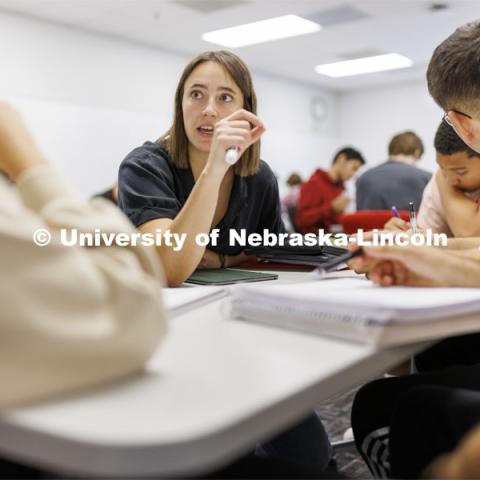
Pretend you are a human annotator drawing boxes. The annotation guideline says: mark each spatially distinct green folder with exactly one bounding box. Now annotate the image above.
[185,268,278,286]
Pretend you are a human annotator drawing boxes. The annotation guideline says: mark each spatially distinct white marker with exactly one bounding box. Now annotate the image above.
[225,148,239,165]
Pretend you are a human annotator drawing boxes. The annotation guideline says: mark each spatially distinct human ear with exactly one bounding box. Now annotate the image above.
[449,111,480,152]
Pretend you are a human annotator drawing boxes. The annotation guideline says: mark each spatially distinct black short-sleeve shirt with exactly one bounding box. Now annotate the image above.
[118,141,285,255]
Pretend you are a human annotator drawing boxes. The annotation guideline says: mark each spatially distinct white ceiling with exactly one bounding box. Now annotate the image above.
[0,0,478,91]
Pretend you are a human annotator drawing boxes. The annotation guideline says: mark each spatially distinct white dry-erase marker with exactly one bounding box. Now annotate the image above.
[225,148,239,165]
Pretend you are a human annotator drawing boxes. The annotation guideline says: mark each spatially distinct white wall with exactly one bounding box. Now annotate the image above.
[338,80,443,174]
[337,80,443,210]
[255,73,340,192]
[0,11,339,196]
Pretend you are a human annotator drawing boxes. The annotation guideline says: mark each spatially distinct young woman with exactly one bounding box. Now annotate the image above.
[118,50,284,287]
[118,51,334,477]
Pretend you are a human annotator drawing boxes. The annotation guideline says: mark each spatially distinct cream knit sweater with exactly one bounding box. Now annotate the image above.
[0,165,167,408]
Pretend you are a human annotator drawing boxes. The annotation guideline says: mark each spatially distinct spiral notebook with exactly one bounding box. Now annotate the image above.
[230,279,480,346]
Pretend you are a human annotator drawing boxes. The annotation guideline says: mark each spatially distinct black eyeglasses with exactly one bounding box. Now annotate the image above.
[443,109,472,127]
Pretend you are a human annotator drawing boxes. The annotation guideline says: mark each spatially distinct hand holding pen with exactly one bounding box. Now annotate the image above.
[225,148,239,165]
[384,206,410,231]
[209,109,265,168]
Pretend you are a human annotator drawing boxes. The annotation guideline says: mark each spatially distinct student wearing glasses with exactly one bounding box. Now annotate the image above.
[349,20,480,479]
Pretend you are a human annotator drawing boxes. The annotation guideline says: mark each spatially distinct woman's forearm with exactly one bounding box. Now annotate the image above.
[141,169,224,286]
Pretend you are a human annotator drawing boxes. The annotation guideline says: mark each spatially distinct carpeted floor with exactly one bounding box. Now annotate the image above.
[315,384,372,479]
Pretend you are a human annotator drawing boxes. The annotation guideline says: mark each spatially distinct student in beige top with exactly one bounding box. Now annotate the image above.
[0,102,167,408]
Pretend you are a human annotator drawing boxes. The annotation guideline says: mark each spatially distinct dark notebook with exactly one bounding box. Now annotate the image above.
[185,268,278,286]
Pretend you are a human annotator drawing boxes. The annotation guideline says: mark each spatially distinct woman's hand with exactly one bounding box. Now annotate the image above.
[197,249,222,269]
[225,252,257,267]
[206,109,265,175]
[197,250,257,270]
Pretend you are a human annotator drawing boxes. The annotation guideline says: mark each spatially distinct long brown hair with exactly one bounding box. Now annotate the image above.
[157,50,260,177]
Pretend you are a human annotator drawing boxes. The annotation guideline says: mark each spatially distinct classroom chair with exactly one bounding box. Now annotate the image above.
[339,210,410,234]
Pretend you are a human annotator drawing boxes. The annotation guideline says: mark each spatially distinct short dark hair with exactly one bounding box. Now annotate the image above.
[332,147,365,165]
[388,131,424,157]
[427,20,480,114]
[286,173,302,186]
[434,120,480,157]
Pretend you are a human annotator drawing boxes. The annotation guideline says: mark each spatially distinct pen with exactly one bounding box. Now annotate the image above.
[314,248,364,277]
[409,202,417,234]
[391,206,400,218]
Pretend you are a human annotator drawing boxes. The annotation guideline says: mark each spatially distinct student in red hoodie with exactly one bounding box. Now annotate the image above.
[295,147,365,234]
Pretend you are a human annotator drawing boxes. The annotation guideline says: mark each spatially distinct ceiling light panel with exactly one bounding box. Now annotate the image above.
[315,53,413,78]
[202,14,321,48]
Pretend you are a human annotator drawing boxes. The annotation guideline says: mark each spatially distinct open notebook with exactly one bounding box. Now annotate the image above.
[230,279,480,346]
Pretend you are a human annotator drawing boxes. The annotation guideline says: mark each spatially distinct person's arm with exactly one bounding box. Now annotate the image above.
[441,237,480,249]
[416,175,451,234]
[349,245,480,287]
[437,171,480,237]
[140,109,265,287]
[139,170,225,286]
[423,423,480,479]
[0,102,166,408]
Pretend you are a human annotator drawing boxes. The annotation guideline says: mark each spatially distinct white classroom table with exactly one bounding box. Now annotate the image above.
[0,271,429,477]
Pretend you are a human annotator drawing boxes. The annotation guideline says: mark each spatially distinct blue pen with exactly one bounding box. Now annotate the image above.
[391,206,400,218]
[409,202,417,233]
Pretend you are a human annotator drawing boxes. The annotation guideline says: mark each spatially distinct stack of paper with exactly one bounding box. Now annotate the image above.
[230,279,480,346]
